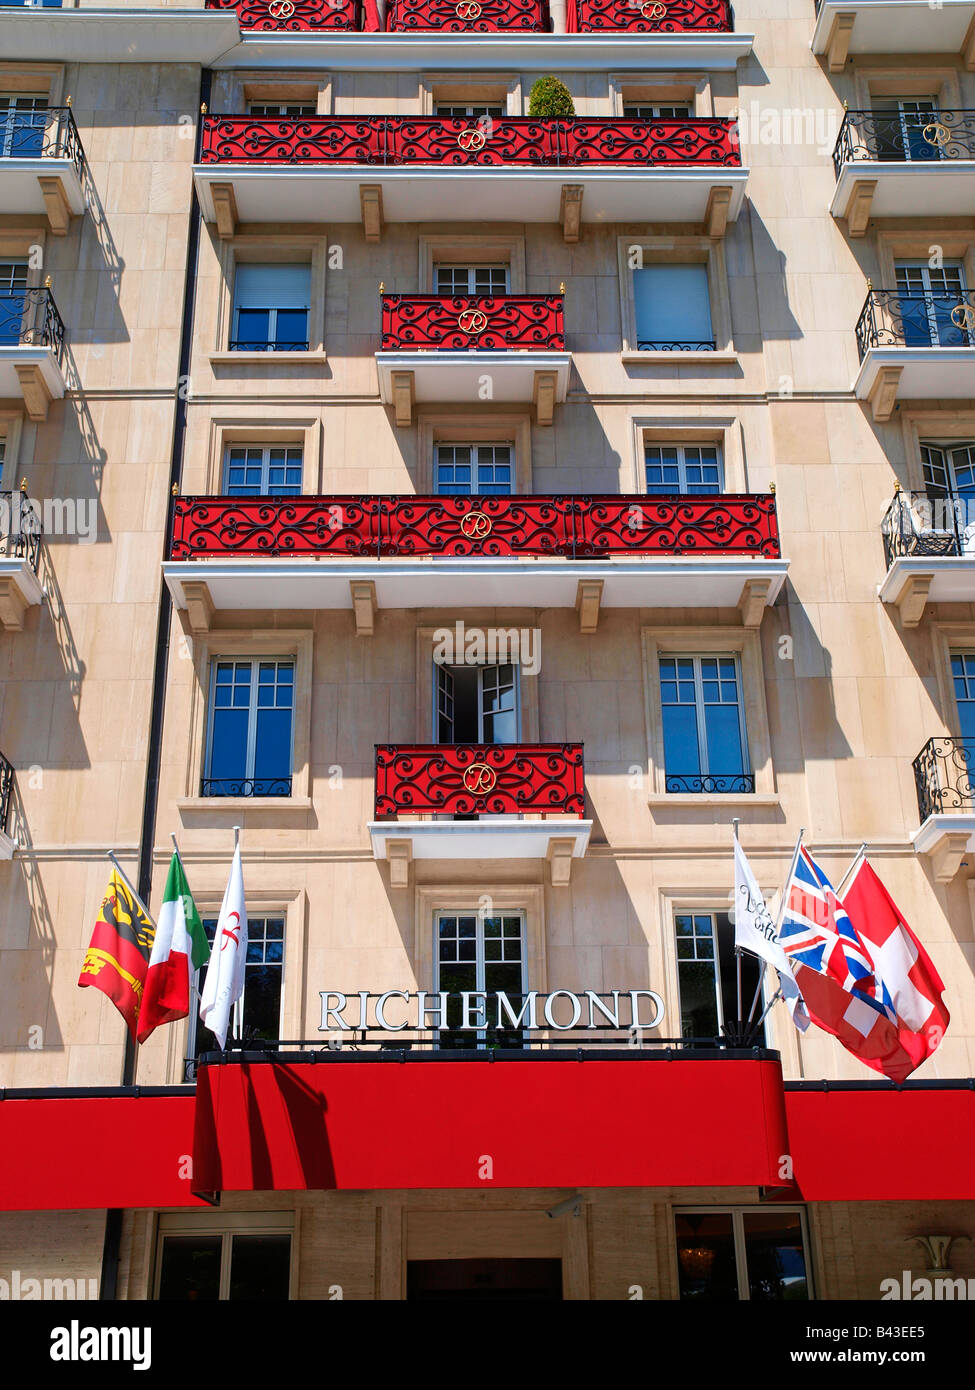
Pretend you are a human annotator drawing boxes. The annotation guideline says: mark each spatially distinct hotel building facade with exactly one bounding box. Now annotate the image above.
[0,0,973,1302]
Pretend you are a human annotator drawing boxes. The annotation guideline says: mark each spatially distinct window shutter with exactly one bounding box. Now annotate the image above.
[634,265,712,345]
[233,264,311,309]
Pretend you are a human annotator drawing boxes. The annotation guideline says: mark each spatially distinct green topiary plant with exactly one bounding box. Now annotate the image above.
[528,76,575,119]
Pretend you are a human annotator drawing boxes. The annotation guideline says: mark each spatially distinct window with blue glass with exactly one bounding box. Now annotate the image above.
[0,95,48,159]
[0,261,28,348]
[633,264,714,350]
[223,444,303,496]
[203,659,294,797]
[895,262,972,349]
[659,654,751,793]
[674,911,765,1043]
[188,916,285,1059]
[435,443,513,495]
[231,264,310,351]
[645,443,723,495]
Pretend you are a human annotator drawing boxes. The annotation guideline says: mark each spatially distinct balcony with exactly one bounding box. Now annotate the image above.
[163,492,786,633]
[912,737,975,881]
[204,0,357,27]
[853,288,975,421]
[0,488,42,633]
[0,106,85,234]
[813,0,975,70]
[377,292,569,424]
[388,0,547,28]
[832,111,975,233]
[879,490,975,627]
[370,742,591,882]
[576,0,732,29]
[0,287,67,423]
[194,115,746,241]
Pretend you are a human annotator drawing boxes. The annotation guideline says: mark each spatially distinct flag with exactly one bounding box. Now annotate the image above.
[78,867,155,1042]
[780,845,928,1083]
[198,844,247,1050]
[137,852,209,1045]
[733,840,808,1030]
[842,857,949,1078]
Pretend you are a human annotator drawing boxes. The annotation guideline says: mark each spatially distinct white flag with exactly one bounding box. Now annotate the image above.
[199,844,248,1049]
[734,839,809,1031]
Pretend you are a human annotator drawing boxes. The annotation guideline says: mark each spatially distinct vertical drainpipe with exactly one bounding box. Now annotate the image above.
[99,68,212,1301]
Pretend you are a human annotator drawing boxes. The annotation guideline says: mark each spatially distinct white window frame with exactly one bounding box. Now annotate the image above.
[153,1212,295,1300]
[204,657,296,792]
[247,102,316,117]
[433,103,505,118]
[433,440,515,495]
[222,442,304,496]
[618,236,733,361]
[186,912,287,1064]
[433,908,527,1046]
[433,661,521,743]
[644,441,724,495]
[433,263,511,296]
[622,102,691,118]
[673,1206,813,1301]
[895,260,971,347]
[659,651,750,786]
[230,263,312,352]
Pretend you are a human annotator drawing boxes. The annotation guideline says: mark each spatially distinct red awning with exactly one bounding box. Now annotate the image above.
[191,1056,791,1195]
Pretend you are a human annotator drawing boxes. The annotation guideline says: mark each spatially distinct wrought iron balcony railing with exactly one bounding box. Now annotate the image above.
[665,771,755,793]
[881,489,975,568]
[200,115,742,169]
[201,775,293,797]
[388,0,547,28]
[0,106,85,178]
[375,742,585,817]
[914,737,975,821]
[577,0,732,30]
[381,293,564,351]
[0,288,66,366]
[833,110,975,177]
[170,492,780,561]
[203,0,358,28]
[0,490,41,574]
[637,337,716,350]
[0,750,11,837]
[855,288,975,360]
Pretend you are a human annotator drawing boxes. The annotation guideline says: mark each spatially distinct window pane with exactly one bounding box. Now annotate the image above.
[228,1234,292,1300]
[634,265,712,346]
[675,1213,739,1300]
[158,1236,222,1300]
[662,704,701,779]
[742,1212,809,1301]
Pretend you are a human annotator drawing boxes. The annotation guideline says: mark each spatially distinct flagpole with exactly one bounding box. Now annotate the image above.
[752,985,783,1034]
[732,818,742,1031]
[745,826,805,1026]
[232,825,241,1041]
[105,850,154,924]
[835,841,867,899]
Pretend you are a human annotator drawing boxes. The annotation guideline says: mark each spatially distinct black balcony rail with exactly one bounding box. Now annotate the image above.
[227,337,310,352]
[914,737,975,821]
[881,487,975,568]
[833,109,975,176]
[636,338,716,350]
[665,772,755,794]
[0,487,41,573]
[0,750,11,837]
[0,106,85,179]
[200,776,293,797]
[0,286,67,367]
[855,287,975,359]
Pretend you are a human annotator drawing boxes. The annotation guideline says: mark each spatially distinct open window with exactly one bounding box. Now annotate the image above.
[436,662,519,744]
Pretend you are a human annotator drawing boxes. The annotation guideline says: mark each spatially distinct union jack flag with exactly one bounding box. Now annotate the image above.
[780,846,893,1019]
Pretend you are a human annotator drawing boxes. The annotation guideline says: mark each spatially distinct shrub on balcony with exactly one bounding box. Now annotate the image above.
[528,77,575,119]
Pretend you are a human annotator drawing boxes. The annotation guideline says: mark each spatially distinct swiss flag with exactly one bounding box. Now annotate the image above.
[841,858,949,1081]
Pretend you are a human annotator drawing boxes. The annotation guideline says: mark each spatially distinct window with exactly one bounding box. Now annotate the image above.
[0,95,48,159]
[156,1223,292,1300]
[674,911,765,1042]
[623,103,691,119]
[435,911,526,1049]
[189,915,285,1062]
[223,444,303,496]
[950,651,975,745]
[247,103,316,117]
[437,662,518,743]
[895,261,973,349]
[674,1209,810,1301]
[203,658,295,796]
[435,442,513,495]
[921,441,975,500]
[870,97,940,162]
[435,104,504,118]
[659,654,750,793]
[645,443,723,495]
[0,260,28,347]
[434,264,509,297]
[231,264,310,352]
[633,264,714,350]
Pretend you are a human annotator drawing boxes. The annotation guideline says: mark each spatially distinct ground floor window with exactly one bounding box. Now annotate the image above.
[674,1208,811,1301]
[155,1217,293,1300]
[674,910,766,1043]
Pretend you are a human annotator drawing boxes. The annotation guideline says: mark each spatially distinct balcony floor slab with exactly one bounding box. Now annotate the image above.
[855,347,975,405]
[0,9,240,63]
[880,555,975,610]
[0,160,85,219]
[370,817,592,863]
[376,350,570,406]
[0,348,65,406]
[813,0,975,56]
[833,161,975,222]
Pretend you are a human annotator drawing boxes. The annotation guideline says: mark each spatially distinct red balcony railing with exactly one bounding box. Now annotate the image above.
[576,0,731,30]
[204,0,357,28]
[388,0,547,28]
[375,743,585,817]
[381,294,564,351]
[200,115,741,168]
[170,494,779,561]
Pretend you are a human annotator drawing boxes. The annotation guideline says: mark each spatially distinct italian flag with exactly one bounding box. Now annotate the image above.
[137,851,209,1044]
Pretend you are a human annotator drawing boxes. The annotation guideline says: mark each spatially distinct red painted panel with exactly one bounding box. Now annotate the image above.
[381,293,564,351]
[204,0,358,30]
[374,743,585,816]
[0,1094,207,1212]
[577,0,732,32]
[192,1059,792,1193]
[785,1087,975,1201]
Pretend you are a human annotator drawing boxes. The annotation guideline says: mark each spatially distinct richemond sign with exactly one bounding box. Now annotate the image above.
[319,989,666,1033]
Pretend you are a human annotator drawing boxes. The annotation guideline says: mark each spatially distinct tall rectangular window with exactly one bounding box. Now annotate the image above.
[435,911,526,1049]
[674,910,764,1042]
[223,444,303,496]
[435,443,513,495]
[189,915,285,1062]
[674,1209,810,1301]
[921,441,975,501]
[633,264,713,350]
[645,443,723,495]
[0,259,28,348]
[895,261,971,349]
[869,97,940,163]
[231,264,310,352]
[659,654,750,793]
[203,658,294,796]
[0,95,48,159]
[436,662,518,744]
